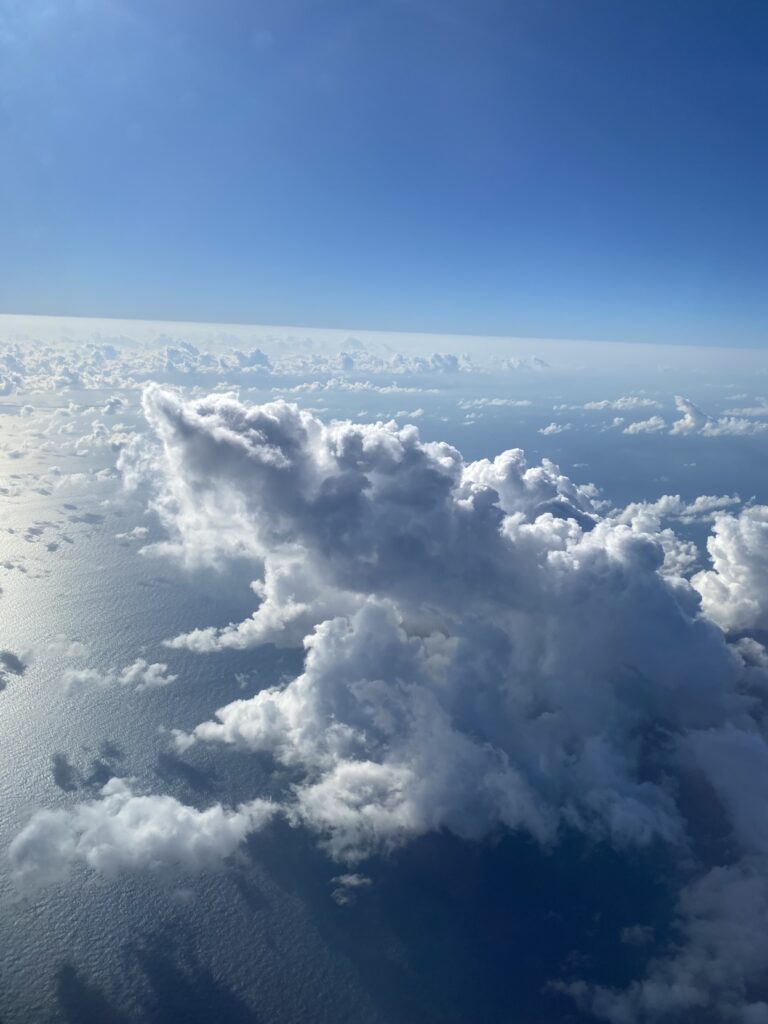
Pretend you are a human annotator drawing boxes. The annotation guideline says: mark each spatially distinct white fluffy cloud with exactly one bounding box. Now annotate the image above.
[9,778,276,886]
[672,395,768,437]
[14,386,768,1021]
[623,415,667,434]
[63,658,178,692]
[538,420,570,435]
[128,390,746,853]
[693,506,768,631]
[611,493,740,577]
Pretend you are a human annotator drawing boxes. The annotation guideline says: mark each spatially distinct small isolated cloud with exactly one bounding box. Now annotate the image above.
[115,526,149,542]
[330,872,372,905]
[102,396,124,415]
[623,415,667,434]
[63,658,177,693]
[670,396,715,435]
[9,778,276,887]
[44,636,89,660]
[538,421,570,435]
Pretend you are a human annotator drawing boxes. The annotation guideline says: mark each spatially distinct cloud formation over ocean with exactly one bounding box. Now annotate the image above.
[12,385,768,1020]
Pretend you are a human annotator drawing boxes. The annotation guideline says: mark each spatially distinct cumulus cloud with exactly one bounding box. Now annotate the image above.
[0,326,498,415]
[623,415,667,434]
[128,391,737,838]
[611,493,741,577]
[63,658,177,692]
[538,421,570,435]
[9,778,276,886]
[672,395,768,437]
[115,525,149,542]
[705,416,768,437]
[670,396,715,435]
[693,506,768,632]
[614,493,740,530]
[15,386,768,1020]
[722,398,768,418]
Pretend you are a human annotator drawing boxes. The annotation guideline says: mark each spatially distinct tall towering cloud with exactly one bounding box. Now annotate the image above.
[693,506,768,632]
[12,387,768,1021]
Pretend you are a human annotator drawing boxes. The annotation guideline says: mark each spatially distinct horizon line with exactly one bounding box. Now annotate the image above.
[0,309,765,354]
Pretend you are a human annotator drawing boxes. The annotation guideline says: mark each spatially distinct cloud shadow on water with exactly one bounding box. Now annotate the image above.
[154,752,219,795]
[57,965,131,1024]
[245,821,678,1024]
[51,753,81,792]
[57,936,262,1024]
[131,935,261,1024]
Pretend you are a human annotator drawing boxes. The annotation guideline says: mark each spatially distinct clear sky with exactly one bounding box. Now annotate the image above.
[1,0,767,345]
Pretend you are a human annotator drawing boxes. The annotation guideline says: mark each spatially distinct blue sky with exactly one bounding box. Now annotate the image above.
[1,0,767,345]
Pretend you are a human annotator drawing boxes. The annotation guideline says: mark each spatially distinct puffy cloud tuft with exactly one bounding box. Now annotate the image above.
[693,506,768,631]
[63,658,178,692]
[9,778,276,886]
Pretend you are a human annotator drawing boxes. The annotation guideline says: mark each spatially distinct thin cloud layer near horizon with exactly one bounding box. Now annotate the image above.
[1,1,768,345]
